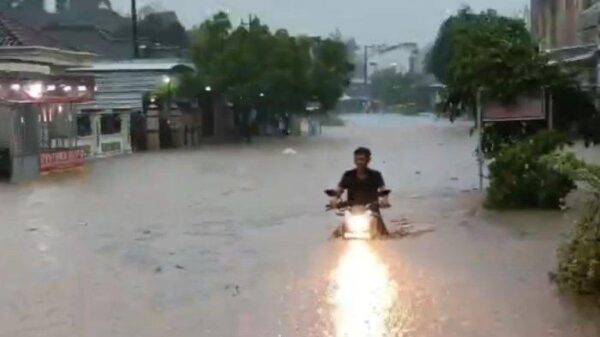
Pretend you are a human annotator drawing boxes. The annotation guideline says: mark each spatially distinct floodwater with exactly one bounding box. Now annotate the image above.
[0,113,598,337]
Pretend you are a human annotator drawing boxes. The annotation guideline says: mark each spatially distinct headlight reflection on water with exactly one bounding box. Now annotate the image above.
[328,241,412,337]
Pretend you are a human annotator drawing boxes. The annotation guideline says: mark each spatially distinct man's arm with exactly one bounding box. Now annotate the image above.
[336,171,351,196]
[376,172,391,207]
[329,172,349,207]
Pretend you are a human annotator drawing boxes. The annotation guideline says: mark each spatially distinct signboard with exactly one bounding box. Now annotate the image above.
[482,94,545,122]
[40,148,85,172]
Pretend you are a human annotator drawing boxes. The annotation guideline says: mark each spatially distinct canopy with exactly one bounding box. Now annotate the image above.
[0,76,95,104]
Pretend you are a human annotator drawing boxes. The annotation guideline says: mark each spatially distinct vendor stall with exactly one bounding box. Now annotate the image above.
[0,76,95,182]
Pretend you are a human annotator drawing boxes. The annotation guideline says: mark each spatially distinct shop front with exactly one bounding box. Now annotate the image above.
[0,76,95,182]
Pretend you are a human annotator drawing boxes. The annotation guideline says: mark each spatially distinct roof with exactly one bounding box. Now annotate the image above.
[69,59,195,72]
[43,24,132,60]
[546,44,598,65]
[68,60,194,111]
[0,12,67,49]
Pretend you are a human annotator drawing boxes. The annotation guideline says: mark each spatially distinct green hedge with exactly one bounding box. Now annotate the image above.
[486,131,575,209]
[544,152,600,295]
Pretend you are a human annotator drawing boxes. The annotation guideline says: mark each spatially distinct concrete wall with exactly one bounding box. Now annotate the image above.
[531,0,592,49]
[78,110,132,157]
[2,104,42,183]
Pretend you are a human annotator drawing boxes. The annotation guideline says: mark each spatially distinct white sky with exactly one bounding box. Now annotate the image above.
[111,0,528,45]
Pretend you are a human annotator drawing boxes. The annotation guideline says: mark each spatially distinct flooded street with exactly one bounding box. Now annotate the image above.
[1,113,599,337]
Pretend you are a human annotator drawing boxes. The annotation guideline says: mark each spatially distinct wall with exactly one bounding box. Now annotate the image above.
[77,110,132,158]
[531,0,591,49]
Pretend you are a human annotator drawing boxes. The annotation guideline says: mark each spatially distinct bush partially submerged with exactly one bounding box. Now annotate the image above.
[544,153,600,294]
[556,201,600,294]
[486,131,575,209]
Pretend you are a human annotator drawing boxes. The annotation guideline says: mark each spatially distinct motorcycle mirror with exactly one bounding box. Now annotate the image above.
[324,189,338,197]
[378,190,391,197]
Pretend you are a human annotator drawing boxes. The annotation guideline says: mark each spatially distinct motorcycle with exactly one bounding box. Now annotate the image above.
[325,189,391,240]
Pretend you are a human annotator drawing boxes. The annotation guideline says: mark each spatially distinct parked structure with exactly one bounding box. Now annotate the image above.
[0,12,95,182]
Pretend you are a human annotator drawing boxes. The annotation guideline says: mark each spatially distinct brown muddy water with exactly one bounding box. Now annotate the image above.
[0,113,598,337]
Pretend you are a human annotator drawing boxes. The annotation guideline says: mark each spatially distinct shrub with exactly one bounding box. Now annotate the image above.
[544,153,600,294]
[486,131,575,209]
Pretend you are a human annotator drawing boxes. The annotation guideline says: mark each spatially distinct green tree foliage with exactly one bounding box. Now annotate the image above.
[427,7,499,84]
[428,7,599,208]
[441,8,563,117]
[544,153,600,294]
[116,11,189,48]
[183,12,353,116]
[311,38,354,110]
[430,7,599,143]
[486,131,575,209]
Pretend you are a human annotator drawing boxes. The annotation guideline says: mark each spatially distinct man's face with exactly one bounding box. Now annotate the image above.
[354,154,370,170]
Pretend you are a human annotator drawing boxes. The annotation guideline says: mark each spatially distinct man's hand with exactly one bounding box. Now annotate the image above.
[379,196,391,208]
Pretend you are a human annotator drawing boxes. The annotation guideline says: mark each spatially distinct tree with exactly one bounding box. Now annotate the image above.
[310,38,354,110]
[183,12,353,128]
[115,10,189,48]
[431,7,598,145]
[426,7,500,84]
[428,7,600,209]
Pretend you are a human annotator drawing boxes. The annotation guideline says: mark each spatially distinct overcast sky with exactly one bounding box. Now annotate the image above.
[112,0,528,45]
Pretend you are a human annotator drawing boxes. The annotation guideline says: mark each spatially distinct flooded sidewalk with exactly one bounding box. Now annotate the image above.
[0,113,598,337]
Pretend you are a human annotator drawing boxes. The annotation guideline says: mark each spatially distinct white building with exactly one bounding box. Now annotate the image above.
[68,59,194,157]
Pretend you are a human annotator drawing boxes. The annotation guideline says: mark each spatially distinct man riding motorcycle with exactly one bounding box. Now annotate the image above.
[330,147,390,236]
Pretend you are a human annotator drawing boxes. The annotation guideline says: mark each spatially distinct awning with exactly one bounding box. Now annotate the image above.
[548,50,596,65]
[0,76,95,104]
[546,44,598,65]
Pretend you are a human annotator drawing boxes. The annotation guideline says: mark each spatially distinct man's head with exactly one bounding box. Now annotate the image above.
[354,147,371,171]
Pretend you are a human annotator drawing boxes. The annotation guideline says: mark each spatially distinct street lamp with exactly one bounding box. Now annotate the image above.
[163,75,171,84]
[205,86,212,92]
[131,0,139,58]
[259,92,265,97]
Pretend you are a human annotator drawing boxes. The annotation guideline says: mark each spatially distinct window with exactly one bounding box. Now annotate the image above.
[77,115,92,137]
[38,105,77,150]
[100,114,122,135]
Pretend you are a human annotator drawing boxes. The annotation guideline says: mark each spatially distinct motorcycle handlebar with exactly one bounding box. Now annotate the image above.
[326,201,390,211]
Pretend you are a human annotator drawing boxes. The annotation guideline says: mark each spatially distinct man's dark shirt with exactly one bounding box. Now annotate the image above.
[339,168,385,205]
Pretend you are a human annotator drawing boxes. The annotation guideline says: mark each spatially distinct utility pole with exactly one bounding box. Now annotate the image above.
[363,45,368,88]
[131,0,139,58]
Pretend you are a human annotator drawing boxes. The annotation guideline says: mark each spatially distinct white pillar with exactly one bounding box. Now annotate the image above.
[91,113,101,157]
[121,112,132,153]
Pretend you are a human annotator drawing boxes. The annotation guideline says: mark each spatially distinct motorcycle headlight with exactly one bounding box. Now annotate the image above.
[347,215,370,233]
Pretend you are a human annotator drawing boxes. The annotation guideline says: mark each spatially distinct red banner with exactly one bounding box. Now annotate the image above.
[40,149,85,172]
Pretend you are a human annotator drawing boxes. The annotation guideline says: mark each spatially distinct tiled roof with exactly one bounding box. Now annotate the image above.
[0,12,66,49]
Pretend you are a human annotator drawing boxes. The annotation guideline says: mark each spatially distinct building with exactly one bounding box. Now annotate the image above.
[531,0,600,103]
[67,60,237,153]
[0,13,95,182]
[67,60,193,155]
[531,0,598,49]
[531,0,583,49]
[2,0,186,60]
